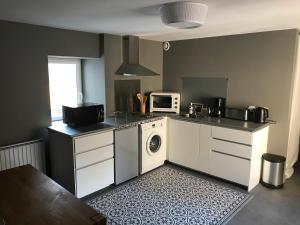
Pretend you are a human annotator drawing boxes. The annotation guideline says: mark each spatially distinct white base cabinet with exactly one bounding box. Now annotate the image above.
[168,119,200,171]
[48,129,115,198]
[167,118,269,191]
[76,158,114,198]
[168,119,211,173]
[210,150,250,186]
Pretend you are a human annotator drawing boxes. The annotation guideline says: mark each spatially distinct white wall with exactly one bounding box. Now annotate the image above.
[286,35,300,178]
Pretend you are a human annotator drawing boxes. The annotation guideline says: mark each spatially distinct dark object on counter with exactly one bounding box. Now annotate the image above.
[225,107,248,121]
[246,106,256,122]
[209,97,226,117]
[63,103,104,127]
[254,107,269,123]
[260,153,286,189]
[189,102,203,118]
[0,165,106,225]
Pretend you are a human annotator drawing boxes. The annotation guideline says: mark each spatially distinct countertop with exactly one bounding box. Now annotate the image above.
[171,115,269,132]
[48,121,115,137]
[48,114,164,137]
[48,113,269,137]
[104,114,165,130]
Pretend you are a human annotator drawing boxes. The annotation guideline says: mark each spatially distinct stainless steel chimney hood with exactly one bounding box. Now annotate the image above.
[115,36,159,76]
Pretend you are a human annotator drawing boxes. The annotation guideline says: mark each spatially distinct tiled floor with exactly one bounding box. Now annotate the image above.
[87,165,251,225]
[228,163,300,225]
[86,163,300,225]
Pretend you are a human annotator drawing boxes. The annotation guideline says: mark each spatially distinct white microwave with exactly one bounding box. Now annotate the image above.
[150,92,180,114]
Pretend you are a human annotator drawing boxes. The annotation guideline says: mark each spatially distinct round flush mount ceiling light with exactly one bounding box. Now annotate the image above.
[160,1,208,29]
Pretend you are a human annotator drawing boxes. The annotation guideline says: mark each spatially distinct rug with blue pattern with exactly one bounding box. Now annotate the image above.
[87,165,252,225]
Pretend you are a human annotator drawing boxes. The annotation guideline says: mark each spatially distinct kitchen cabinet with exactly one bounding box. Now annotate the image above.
[210,149,250,186]
[167,118,269,191]
[115,126,139,185]
[167,119,211,173]
[76,158,114,198]
[210,126,269,190]
[48,129,115,198]
[198,124,211,173]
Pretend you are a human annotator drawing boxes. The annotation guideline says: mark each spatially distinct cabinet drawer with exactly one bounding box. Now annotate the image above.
[75,144,114,169]
[74,131,113,153]
[210,150,250,186]
[212,126,252,145]
[76,159,114,198]
[212,139,252,159]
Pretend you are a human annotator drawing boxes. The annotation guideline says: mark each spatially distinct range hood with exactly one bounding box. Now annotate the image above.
[115,36,159,76]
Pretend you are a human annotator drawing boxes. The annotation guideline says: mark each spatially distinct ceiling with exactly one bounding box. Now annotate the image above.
[0,0,299,41]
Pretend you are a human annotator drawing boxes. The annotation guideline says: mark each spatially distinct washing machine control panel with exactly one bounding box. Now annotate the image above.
[141,119,165,131]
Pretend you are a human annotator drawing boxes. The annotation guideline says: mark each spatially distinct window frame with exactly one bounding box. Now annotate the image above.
[48,57,83,121]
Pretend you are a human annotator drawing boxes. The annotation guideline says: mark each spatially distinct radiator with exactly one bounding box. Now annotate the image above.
[0,139,45,172]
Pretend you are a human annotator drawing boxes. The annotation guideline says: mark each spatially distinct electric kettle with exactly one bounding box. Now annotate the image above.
[255,107,269,123]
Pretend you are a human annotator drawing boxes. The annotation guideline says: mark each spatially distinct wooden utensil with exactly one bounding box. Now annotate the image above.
[137,93,148,114]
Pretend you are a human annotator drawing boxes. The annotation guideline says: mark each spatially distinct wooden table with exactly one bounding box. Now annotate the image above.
[0,165,106,225]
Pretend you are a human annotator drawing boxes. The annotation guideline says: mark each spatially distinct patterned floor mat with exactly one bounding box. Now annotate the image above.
[87,165,252,225]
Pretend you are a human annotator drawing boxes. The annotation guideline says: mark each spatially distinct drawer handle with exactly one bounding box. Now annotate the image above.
[76,157,114,170]
[211,149,250,161]
[212,137,251,147]
[75,143,113,155]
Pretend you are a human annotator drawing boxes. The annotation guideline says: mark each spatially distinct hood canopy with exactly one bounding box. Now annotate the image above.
[115,36,159,76]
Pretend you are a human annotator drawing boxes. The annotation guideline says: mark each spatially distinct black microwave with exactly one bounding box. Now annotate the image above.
[62,103,104,127]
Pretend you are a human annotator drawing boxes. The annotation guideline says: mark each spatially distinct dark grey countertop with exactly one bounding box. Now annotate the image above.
[48,114,165,137]
[170,115,269,132]
[104,114,165,130]
[48,113,269,137]
[48,121,115,137]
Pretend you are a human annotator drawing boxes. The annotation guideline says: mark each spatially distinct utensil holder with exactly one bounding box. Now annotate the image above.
[140,102,146,114]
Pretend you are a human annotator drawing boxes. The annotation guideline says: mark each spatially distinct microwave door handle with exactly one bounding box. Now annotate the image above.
[97,108,104,121]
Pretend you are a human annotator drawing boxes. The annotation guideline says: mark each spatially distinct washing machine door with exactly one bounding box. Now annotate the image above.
[146,133,162,155]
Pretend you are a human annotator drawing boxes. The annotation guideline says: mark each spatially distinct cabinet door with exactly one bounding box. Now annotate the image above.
[75,144,114,169]
[168,119,200,170]
[74,131,113,154]
[198,124,212,173]
[210,151,250,186]
[76,159,114,198]
[115,126,139,185]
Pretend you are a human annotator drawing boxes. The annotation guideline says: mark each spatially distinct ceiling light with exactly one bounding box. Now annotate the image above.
[160,1,208,29]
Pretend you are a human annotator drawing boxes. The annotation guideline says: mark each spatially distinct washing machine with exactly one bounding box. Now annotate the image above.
[140,118,167,174]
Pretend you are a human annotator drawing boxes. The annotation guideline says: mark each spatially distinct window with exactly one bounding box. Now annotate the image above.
[48,57,82,121]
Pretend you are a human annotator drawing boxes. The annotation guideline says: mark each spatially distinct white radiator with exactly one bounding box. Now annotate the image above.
[0,139,45,172]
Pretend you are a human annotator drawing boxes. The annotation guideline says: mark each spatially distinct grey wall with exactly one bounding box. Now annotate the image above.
[104,34,163,116]
[163,29,299,156]
[0,20,101,146]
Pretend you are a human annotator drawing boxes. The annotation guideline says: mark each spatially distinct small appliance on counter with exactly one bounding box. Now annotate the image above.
[208,97,226,117]
[225,107,249,121]
[254,107,269,123]
[246,106,270,123]
[150,92,180,114]
[62,103,104,127]
[188,102,204,118]
[224,105,270,123]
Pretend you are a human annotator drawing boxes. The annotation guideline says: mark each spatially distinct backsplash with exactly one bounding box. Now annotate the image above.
[114,80,141,114]
[181,77,228,111]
